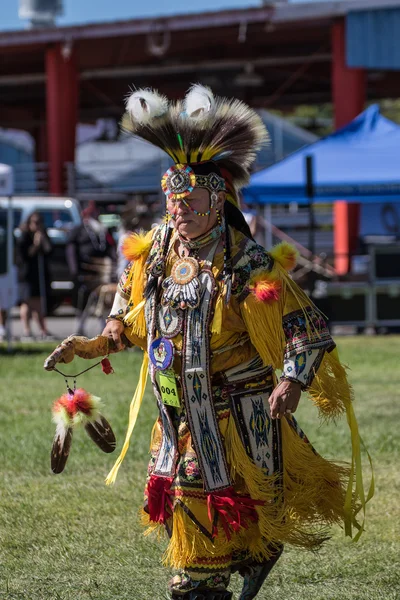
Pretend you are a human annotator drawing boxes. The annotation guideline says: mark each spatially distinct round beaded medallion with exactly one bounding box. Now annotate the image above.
[171,256,199,285]
[161,164,196,201]
[162,257,201,309]
[149,337,174,371]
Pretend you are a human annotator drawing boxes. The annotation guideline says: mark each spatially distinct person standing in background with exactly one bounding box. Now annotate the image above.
[66,200,116,334]
[117,198,157,279]
[17,211,53,341]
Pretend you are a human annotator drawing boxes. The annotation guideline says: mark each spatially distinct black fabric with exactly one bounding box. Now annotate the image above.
[224,200,254,241]
[238,547,283,600]
[191,161,223,178]
[16,230,52,298]
[66,223,114,270]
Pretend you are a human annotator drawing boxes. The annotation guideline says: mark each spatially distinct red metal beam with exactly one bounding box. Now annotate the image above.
[332,18,366,276]
[46,44,79,194]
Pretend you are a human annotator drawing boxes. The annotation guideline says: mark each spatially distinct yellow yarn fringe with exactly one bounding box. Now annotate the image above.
[309,347,352,419]
[225,414,329,556]
[241,292,286,370]
[343,397,375,541]
[140,407,371,569]
[241,254,326,370]
[308,349,374,540]
[122,229,154,338]
[162,504,231,569]
[105,352,149,485]
[124,299,146,338]
[281,417,348,525]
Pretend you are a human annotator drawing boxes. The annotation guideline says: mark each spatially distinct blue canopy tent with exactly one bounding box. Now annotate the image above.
[244,105,400,205]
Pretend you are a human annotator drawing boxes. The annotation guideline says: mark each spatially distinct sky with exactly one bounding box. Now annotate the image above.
[0,0,330,31]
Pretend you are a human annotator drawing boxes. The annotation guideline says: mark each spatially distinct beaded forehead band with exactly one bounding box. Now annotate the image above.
[161,163,226,202]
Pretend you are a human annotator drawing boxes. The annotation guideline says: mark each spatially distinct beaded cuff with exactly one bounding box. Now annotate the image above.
[281,348,325,390]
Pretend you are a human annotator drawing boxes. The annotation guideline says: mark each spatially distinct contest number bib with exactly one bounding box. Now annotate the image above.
[158,371,180,407]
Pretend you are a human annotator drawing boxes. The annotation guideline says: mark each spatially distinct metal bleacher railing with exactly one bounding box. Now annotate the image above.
[13,162,50,194]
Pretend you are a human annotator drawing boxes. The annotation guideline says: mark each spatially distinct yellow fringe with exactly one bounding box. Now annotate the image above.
[281,417,348,525]
[124,298,146,338]
[241,292,286,370]
[122,228,154,338]
[141,409,368,569]
[225,414,328,556]
[162,503,232,569]
[278,264,324,339]
[308,348,352,419]
[343,399,375,541]
[105,352,149,485]
[241,256,324,370]
[308,349,374,539]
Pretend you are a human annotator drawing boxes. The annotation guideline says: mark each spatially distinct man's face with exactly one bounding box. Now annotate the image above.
[167,188,224,239]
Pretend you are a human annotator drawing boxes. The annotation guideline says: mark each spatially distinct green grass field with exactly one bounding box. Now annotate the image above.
[0,337,399,600]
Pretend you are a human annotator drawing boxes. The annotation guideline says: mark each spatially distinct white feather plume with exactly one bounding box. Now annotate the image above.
[125,88,168,124]
[184,84,215,119]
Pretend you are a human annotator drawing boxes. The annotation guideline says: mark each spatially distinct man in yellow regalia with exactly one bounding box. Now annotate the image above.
[47,85,372,600]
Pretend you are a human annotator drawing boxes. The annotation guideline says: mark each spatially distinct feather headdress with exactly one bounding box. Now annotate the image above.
[122,84,269,191]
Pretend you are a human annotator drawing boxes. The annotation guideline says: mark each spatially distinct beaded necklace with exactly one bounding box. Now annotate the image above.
[177,220,224,254]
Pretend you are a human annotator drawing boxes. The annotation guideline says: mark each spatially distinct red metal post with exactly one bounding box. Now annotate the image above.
[332,18,366,275]
[61,50,79,165]
[33,118,47,163]
[46,44,78,194]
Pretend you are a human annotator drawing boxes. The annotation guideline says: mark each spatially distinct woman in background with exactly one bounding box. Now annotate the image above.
[17,211,52,340]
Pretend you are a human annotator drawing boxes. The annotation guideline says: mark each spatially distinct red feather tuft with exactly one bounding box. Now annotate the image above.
[71,388,94,415]
[252,279,281,303]
[52,389,94,418]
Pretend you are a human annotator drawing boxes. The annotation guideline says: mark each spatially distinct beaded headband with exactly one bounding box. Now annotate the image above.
[161,163,226,202]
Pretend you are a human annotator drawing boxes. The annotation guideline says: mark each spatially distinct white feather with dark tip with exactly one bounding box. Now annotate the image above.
[126,88,168,124]
[184,84,215,119]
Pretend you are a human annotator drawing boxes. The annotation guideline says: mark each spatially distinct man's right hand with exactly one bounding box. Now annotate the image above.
[102,319,125,352]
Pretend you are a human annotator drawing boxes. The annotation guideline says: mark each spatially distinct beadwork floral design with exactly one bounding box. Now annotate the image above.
[231,240,274,302]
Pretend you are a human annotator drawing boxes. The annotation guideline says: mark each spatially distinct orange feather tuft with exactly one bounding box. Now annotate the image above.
[122,230,153,262]
[249,279,281,303]
[269,242,298,272]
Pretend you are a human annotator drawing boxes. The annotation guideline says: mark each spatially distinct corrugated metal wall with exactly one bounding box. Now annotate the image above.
[347,8,400,70]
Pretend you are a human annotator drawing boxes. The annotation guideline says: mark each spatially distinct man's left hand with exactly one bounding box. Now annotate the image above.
[269,380,302,419]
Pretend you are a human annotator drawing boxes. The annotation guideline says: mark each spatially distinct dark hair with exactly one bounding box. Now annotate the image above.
[224,199,254,241]
[21,211,44,232]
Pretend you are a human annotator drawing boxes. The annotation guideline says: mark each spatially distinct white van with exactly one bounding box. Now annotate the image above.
[0,196,82,308]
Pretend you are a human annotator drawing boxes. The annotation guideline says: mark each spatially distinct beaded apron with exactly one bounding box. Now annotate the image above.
[145,239,233,492]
